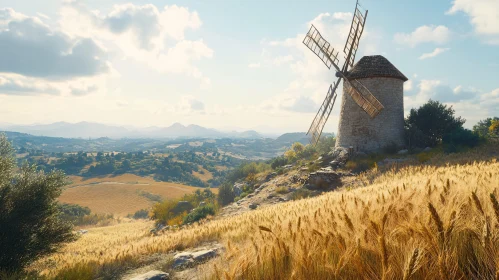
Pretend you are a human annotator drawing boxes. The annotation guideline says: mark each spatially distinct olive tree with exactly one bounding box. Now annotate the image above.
[0,135,75,272]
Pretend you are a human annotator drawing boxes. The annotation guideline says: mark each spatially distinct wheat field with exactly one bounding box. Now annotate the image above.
[59,174,207,216]
[36,145,499,279]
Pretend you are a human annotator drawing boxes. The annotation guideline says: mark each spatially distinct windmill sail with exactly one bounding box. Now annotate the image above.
[345,79,383,118]
[303,25,340,70]
[343,1,368,70]
[307,80,340,144]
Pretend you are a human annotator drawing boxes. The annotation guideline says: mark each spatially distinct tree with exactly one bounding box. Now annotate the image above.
[217,182,235,206]
[291,142,305,154]
[284,149,297,162]
[490,120,499,137]
[405,100,465,147]
[473,117,499,138]
[0,135,75,272]
[316,135,336,155]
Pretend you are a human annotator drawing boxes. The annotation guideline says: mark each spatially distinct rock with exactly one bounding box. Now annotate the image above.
[233,183,246,197]
[423,147,432,152]
[249,203,258,210]
[397,149,409,155]
[199,201,206,207]
[277,197,287,202]
[246,193,254,198]
[77,229,88,235]
[191,249,218,262]
[172,249,219,269]
[129,270,170,280]
[300,167,309,171]
[267,194,275,199]
[265,172,277,181]
[304,169,342,190]
[172,252,194,269]
[323,147,350,166]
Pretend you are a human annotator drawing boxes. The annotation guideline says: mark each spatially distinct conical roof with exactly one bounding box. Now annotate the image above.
[345,55,408,81]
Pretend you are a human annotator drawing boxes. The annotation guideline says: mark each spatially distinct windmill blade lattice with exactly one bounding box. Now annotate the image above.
[303,25,340,70]
[343,1,368,70]
[344,79,384,118]
[307,80,340,144]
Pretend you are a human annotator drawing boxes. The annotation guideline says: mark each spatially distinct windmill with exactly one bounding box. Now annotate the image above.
[303,1,384,145]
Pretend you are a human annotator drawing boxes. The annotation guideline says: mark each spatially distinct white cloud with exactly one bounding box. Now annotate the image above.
[36,13,50,20]
[60,2,212,84]
[394,25,451,47]
[419,48,450,60]
[273,55,294,66]
[447,0,499,35]
[0,73,104,97]
[332,12,352,21]
[404,80,413,92]
[160,95,206,115]
[404,80,480,112]
[248,63,261,68]
[0,74,60,96]
[0,8,110,79]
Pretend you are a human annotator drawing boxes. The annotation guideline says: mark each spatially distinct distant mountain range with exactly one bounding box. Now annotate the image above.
[0,122,265,139]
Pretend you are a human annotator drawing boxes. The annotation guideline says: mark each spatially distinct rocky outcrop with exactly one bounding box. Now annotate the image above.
[233,183,246,197]
[318,147,350,168]
[129,270,170,280]
[304,168,342,190]
[172,248,219,269]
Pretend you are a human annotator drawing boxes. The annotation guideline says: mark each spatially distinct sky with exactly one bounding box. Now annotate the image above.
[0,0,498,134]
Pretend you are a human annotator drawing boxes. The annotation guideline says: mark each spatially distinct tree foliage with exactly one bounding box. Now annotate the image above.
[490,120,499,137]
[405,100,465,147]
[0,135,75,272]
[217,182,235,206]
[316,135,336,155]
[473,117,499,138]
[442,127,480,152]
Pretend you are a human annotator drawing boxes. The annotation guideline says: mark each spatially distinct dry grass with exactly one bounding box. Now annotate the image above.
[59,174,208,216]
[37,144,499,279]
[192,166,214,182]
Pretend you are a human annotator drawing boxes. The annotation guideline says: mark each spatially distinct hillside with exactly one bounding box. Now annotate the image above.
[59,174,211,217]
[33,144,499,279]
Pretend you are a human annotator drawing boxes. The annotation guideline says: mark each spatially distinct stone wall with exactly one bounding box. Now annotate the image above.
[336,77,405,152]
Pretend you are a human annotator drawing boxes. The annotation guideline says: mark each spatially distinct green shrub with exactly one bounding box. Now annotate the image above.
[58,203,91,222]
[271,156,288,170]
[0,134,75,272]
[217,182,235,206]
[443,127,480,153]
[182,204,215,224]
[132,209,149,219]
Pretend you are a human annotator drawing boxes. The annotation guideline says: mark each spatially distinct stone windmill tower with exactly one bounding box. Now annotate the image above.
[302,1,408,153]
[336,56,408,152]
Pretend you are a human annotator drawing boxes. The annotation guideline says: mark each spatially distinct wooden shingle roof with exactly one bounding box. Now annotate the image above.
[345,55,408,81]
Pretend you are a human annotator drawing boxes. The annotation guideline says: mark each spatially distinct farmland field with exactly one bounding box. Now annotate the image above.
[59,174,215,216]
